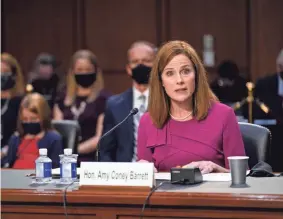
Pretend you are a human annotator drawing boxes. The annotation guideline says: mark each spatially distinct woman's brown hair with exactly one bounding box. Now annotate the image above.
[1,53,25,97]
[148,40,218,128]
[64,50,104,106]
[17,93,52,136]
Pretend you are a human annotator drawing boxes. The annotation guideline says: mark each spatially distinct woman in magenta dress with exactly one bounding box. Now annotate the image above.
[137,41,246,173]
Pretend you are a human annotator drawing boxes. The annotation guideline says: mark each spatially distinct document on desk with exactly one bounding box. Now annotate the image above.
[154,172,232,182]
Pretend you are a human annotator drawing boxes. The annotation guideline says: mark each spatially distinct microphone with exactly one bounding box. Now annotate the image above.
[95,108,139,161]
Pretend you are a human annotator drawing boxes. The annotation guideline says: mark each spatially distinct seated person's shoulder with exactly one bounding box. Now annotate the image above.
[256,73,277,87]
[11,95,23,106]
[140,112,155,128]
[106,89,129,106]
[45,130,62,141]
[8,132,20,142]
[210,102,234,117]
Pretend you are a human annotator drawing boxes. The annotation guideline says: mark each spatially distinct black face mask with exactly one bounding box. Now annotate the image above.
[22,122,42,135]
[1,73,16,91]
[74,72,97,88]
[131,64,152,85]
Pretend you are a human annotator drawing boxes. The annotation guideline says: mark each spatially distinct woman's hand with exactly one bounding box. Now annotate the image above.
[182,161,229,174]
[138,159,158,173]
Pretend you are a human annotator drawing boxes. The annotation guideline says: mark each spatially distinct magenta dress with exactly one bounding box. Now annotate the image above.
[137,102,246,171]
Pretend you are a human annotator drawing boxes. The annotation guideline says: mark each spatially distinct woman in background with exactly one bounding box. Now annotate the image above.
[53,50,110,162]
[5,93,63,169]
[1,53,25,161]
[137,41,245,173]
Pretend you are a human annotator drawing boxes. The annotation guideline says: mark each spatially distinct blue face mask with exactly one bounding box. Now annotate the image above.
[22,122,42,135]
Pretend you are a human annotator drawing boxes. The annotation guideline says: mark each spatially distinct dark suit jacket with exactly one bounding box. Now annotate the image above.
[100,88,134,162]
[254,74,283,122]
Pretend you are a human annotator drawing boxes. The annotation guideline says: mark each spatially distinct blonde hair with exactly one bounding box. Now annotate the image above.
[148,40,218,128]
[17,93,52,136]
[65,50,104,106]
[1,53,25,97]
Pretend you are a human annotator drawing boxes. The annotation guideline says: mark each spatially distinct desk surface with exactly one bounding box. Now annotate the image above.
[2,169,283,219]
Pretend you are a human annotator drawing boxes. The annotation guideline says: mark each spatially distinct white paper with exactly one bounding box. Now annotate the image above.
[155,172,170,180]
[52,168,81,175]
[155,171,250,182]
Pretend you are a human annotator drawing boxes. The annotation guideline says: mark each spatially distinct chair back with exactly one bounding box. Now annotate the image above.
[238,122,271,168]
[52,120,81,150]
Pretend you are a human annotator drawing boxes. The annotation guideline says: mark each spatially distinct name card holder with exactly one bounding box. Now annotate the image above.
[80,162,155,190]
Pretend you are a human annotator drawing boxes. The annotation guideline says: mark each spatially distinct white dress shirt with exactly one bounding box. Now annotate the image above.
[278,74,283,97]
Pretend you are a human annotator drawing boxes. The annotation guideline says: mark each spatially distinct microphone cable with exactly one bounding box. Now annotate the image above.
[139,180,181,219]
[62,181,75,219]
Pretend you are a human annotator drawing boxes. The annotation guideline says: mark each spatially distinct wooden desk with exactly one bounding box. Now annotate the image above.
[2,169,283,219]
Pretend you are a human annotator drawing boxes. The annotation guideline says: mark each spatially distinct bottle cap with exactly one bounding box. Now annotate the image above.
[64,148,72,156]
[39,148,47,156]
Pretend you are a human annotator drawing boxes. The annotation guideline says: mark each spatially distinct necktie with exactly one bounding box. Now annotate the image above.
[138,95,146,120]
[132,94,146,161]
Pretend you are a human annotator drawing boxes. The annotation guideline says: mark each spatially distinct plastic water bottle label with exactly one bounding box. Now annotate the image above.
[36,163,43,178]
[36,162,52,178]
[61,163,77,178]
[71,163,77,178]
[44,162,52,177]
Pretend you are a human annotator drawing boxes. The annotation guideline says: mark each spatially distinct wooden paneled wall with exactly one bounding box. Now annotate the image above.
[2,0,283,94]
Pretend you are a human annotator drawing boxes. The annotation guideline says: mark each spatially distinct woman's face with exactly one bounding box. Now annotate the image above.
[1,61,16,91]
[73,58,97,88]
[38,64,54,79]
[161,54,196,104]
[1,61,12,74]
[21,108,41,123]
[73,58,95,74]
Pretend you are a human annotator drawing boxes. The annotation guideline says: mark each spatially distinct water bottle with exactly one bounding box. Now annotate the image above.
[60,149,78,184]
[35,148,52,183]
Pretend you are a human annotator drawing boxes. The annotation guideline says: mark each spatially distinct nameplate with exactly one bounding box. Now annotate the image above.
[80,162,155,188]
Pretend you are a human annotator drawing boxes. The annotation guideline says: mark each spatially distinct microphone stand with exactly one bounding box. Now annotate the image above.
[231,82,270,123]
[95,108,138,162]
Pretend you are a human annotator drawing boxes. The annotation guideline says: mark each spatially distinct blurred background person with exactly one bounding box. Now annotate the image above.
[28,53,61,109]
[137,41,245,173]
[53,50,110,162]
[254,49,283,123]
[210,60,247,104]
[1,53,25,162]
[100,41,157,162]
[4,93,63,169]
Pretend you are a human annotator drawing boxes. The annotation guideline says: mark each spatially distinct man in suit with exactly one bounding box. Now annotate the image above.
[100,41,157,162]
[254,49,283,123]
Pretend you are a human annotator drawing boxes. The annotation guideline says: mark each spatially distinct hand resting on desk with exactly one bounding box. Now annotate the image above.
[138,159,158,173]
[182,161,229,174]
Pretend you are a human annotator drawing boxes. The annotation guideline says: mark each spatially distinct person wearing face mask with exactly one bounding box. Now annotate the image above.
[1,53,25,163]
[4,93,63,169]
[28,53,61,109]
[100,41,157,162]
[137,41,246,173]
[254,49,283,172]
[53,50,110,163]
[254,49,283,123]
